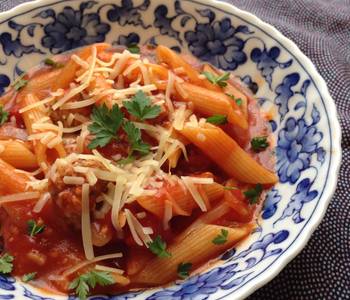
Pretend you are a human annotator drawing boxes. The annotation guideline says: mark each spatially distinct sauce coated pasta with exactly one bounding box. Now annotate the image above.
[0,43,277,299]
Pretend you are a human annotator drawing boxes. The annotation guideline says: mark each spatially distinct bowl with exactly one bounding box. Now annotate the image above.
[0,0,341,299]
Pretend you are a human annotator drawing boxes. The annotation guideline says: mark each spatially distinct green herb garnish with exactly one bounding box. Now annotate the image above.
[0,253,14,274]
[244,184,263,205]
[127,44,140,54]
[226,93,243,106]
[22,272,37,282]
[212,229,229,245]
[88,104,123,149]
[27,219,45,237]
[251,136,269,152]
[69,271,116,300]
[206,114,228,125]
[44,58,64,69]
[177,262,192,279]
[0,107,9,125]
[202,71,230,88]
[123,121,150,155]
[12,74,28,91]
[123,90,161,121]
[147,235,172,258]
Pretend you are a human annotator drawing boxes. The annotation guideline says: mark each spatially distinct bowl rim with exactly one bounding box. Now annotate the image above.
[0,0,342,299]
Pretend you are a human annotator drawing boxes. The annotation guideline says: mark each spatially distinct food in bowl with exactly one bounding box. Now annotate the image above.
[0,43,277,299]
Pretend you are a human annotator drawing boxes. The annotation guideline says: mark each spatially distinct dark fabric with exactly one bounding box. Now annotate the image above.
[1,0,349,299]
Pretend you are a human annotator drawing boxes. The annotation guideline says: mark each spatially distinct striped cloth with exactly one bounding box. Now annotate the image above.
[1,0,349,299]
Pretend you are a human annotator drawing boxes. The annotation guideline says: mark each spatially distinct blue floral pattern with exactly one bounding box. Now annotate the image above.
[0,0,336,299]
[41,2,110,53]
[185,17,251,70]
[251,46,293,88]
[0,75,10,95]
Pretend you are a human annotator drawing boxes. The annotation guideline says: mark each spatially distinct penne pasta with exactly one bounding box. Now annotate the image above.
[19,93,66,166]
[0,140,38,169]
[156,45,221,91]
[132,224,252,285]
[179,124,278,184]
[175,81,248,130]
[202,63,248,119]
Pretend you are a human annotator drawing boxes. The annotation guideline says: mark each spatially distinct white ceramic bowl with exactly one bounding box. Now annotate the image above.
[0,0,341,299]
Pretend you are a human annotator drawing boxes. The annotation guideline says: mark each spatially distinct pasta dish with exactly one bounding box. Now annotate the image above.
[0,43,277,299]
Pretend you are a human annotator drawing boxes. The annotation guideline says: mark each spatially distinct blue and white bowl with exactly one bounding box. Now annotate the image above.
[0,0,341,299]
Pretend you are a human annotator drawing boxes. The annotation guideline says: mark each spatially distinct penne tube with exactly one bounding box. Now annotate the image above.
[179,124,278,184]
[0,140,38,169]
[132,224,252,285]
[52,43,110,91]
[0,158,29,194]
[203,64,248,119]
[175,81,248,130]
[136,181,224,219]
[156,45,221,91]
[19,93,66,166]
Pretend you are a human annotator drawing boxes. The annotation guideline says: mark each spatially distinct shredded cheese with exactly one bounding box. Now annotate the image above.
[0,192,40,203]
[62,253,123,277]
[181,177,208,212]
[33,192,51,213]
[81,183,94,260]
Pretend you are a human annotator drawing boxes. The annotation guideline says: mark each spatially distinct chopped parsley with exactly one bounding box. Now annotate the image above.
[202,71,230,88]
[212,229,229,245]
[244,184,263,205]
[12,74,28,91]
[44,58,64,69]
[123,121,150,155]
[206,114,228,125]
[22,272,37,282]
[0,107,9,125]
[0,253,14,274]
[251,136,269,152]
[147,235,172,258]
[69,271,115,300]
[27,219,45,237]
[127,44,140,54]
[123,90,161,121]
[226,93,243,106]
[177,262,192,279]
[88,104,123,149]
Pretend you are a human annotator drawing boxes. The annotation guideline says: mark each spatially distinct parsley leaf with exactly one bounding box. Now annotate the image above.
[0,107,9,125]
[212,229,229,245]
[88,104,124,149]
[22,272,37,282]
[123,121,150,155]
[177,262,192,279]
[0,253,14,274]
[44,58,64,69]
[12,74,28,91]
[251,136,269,152]
[244,184,263,205]
[206,114,228,125]
[127,44,140,54]
[69,271,115,300]
[27,220,45,237]
[226,93,243,106]
[123,90,161,121]
[147,235,172,258]
[202,71,230,88]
